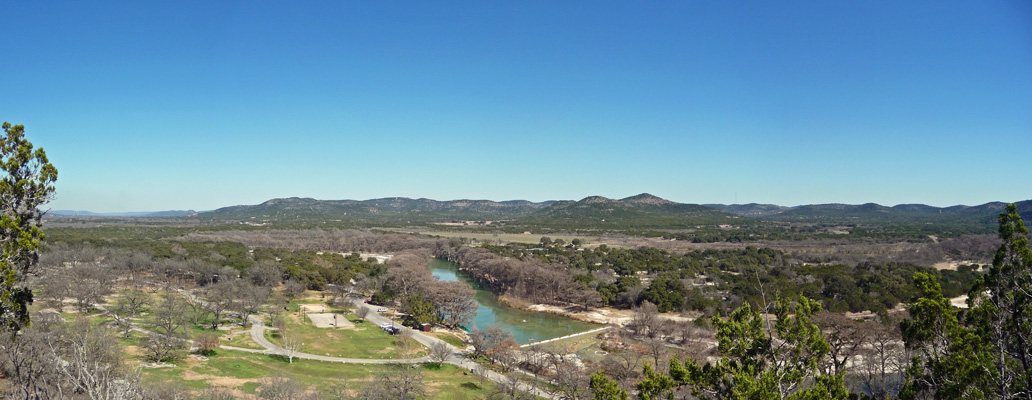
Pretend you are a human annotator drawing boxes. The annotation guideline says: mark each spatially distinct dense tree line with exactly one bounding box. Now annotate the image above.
[469,242,982,317]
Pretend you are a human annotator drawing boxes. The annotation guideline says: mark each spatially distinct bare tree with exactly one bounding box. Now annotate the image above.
[66,262,114,313]
[256,375,320,400]
[42,317,143,399]
[642,337,668,369]
[813,311,868,376]
[204,281,236,330]
[152,288,189,336]
[488,370,536,400]
[536,343,589,400]
[116,288,148,319]
[428,340,452,366]
[283,279,307,302]
[361,364,427,400]
[247,260,283,287]
[112,249,152,287]
[469,325,517,365]
[282,329,303,364]
[630,300,661,338]
[38,271,72,310]
[598,349,645,393]
[142,333,188,362]
[234,280,271,325]
[355,304,370,320]
[856,321,907,399]
[111,290,148,338]
[426,281,478,329]
[0,313,64,398]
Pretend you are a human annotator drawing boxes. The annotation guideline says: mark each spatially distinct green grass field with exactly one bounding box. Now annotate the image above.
[137,348,492,398]
[266,310,429,359]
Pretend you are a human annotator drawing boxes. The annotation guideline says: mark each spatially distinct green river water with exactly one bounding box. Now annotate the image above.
[428,258,600,344]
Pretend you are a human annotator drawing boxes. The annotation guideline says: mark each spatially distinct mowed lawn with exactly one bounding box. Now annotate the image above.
[139,348,493,398]
[266,310,429,359]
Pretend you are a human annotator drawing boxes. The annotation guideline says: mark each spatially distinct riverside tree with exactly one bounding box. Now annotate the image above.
[0,122,57,332]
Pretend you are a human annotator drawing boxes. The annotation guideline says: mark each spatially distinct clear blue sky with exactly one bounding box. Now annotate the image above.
[3,1,1030,212]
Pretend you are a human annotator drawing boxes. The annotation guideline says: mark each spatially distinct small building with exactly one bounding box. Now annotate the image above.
[420,323,432,332]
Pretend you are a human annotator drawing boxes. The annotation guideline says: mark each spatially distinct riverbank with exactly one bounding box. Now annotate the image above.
[497,296,697,326]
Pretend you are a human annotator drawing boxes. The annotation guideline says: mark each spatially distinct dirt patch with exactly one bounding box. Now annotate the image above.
[950,295,969,309]
[307,313,354,328]
[180,367,259,396]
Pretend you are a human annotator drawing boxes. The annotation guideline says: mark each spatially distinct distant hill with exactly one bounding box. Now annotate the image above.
[519,193,744,228]
[711,200,1031,226]
[201,197,552,224]
[705,203,790,217]
[72,196,1028,231]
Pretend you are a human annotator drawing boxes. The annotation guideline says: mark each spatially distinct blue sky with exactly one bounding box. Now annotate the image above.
[2,1,1030,212]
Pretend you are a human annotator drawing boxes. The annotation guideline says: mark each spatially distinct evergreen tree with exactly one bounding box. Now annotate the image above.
[0,122,57,332]
[902,204,1032,399]
[636,296,848,399]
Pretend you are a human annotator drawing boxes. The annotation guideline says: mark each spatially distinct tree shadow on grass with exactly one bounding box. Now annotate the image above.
[266,354,290,363]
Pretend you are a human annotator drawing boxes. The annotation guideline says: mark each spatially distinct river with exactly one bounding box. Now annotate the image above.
[428,258,600,344]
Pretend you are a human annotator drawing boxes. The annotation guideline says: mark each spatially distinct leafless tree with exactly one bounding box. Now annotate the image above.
[643,337,669,369]
[38,271,72,310]
[234,280,271,325]
[328,283,351,306]
[66,262,114,313]
[142,332,188,362]
[247,260,283,287]
[284,279,308,302]
[361,364,427,400]
[630,300,661,338]
[426,280,477,329]
[282,329,303,364]
[255,374,320,400]
[855,321,907,399]
[116,287,149,319]
[470,325,518,365]
[386,265,432,300]
[535,343,589,400]
[428,340,452,366]
[111,289,148,338]
[2,316,146,400]
[111,249,152,287]
[813,311,868,376]
[0,313,64,398]
[355,304,370,319]
[153,287,189,336]
[487,369,536,400]
[204,281,236,330]
[598,349,645,393]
